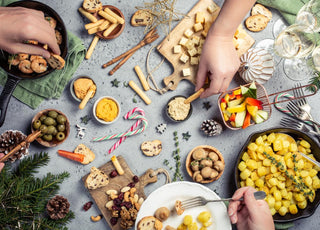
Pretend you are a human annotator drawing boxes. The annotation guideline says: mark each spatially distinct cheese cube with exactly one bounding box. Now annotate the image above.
[179,37,188,46]
[188,47,198,57]
[207,4,218,13]
[190,57,199,65]
[185,40,194,50]
[173,45,182,54]
[180,53,189,63]
[201,30,208,37]
[197,46,202,55]
[193,22,203,32]
[182,68,191,77]
[184,29,194,38]
[199,38,205,46]
[191,35,200,45]
[195,12,205,24]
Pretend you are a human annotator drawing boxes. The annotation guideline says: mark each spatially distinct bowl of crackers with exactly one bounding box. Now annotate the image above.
[186,145,225,184]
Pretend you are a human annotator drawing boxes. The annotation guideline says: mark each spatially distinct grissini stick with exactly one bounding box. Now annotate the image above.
[129,80,151,105]
[0,130,41,163]
[184,88,204,104]
[79,84,97,110]
[134,65,150,91]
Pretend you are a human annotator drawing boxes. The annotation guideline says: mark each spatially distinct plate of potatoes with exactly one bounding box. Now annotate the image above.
[235,127,320,222]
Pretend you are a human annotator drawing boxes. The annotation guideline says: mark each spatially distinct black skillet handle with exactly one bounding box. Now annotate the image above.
[0,76,20,127]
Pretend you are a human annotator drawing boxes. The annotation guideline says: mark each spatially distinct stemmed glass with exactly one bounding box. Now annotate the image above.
[295,0,320,33]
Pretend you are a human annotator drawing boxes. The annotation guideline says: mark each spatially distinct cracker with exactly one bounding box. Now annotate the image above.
[131,10,153,27]
[245,14,269,32]
[141,140,162,156]
[251,3,272,22]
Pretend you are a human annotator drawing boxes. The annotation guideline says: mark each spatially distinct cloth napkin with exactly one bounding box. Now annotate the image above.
[0,0,86,109]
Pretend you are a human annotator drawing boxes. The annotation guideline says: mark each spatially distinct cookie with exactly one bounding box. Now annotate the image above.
[245,15,269,32]
[74,144,95,165]
[85,167,109,190]
[251,3,272,22]
[141,140,162,156]
[82,0,102,13]
[46,53,65,70]
[131,10,153,27]
[137,216,163,230]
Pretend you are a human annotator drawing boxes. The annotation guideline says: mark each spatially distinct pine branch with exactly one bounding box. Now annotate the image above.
[14,152,50,177]
[307,72,320,93]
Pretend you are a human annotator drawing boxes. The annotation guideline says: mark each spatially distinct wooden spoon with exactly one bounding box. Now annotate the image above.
[0,130,41,163]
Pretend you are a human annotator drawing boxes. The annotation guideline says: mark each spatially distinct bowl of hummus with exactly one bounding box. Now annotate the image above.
[70,76,97,102]
[93,96,121,124]
[166,95,192,122]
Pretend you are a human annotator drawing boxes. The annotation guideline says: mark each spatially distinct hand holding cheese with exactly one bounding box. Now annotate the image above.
[196,0,256,98]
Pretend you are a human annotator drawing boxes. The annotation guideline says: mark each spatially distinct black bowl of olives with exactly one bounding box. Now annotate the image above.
[31,109,70,147]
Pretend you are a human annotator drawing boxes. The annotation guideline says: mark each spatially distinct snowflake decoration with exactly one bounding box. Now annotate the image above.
[156,123,167,134]
[182,132,191,141]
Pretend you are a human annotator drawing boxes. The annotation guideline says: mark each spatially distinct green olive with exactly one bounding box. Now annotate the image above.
[52,128,58,136]
[39,124,48,134]
[57,124,65,132]
[52,119,57,126]
[44,117,55,126]
[56,115,66,124]
[56,132,65,141]
[39,115,47,122]
[42,134,53,141]
[33,120,41,130]
[46,125,56,135]
[48,110,58,119]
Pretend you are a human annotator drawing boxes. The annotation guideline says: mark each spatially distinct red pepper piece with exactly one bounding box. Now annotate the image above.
[242,112,251,129]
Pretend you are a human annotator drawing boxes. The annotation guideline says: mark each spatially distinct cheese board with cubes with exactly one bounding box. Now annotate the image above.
[157,0,255,90]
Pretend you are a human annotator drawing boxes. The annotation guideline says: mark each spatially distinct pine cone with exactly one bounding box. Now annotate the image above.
[200,119,223,136]
[0,130,29,162]
[46,195,70,220]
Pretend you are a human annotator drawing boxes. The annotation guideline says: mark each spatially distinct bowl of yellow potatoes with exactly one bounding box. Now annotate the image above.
[235,127,320,222]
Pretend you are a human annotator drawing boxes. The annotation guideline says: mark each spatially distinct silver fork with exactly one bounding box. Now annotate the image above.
[181,191,266,210]
[292,83,320,134]
[280,117,320,136]
[287,102,320,128]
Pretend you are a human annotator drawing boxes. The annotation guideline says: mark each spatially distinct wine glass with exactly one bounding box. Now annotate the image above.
[296,0,320,33]
[274,24,317,81]
[311,45,320,71]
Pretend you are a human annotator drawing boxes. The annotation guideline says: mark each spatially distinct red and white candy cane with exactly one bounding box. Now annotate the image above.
[92,107,148,154]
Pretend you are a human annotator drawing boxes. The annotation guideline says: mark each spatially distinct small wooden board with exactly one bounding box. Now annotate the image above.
[157,0,255,90]
[82,156,158,230]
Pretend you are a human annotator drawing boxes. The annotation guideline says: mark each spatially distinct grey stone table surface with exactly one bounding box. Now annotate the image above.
[1,0,320,229]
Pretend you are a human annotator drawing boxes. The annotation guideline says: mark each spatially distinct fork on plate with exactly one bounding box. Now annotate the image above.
[180,191,266,210]
[280,117,320,137]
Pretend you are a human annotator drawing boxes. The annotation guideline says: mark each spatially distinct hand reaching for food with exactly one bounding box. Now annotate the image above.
[228,187,275,230]
[0,153,5,173]
[0,6,60,58]
[196,34,240,97]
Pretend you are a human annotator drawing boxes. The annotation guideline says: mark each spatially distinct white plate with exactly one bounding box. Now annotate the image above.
[135,181,232,229]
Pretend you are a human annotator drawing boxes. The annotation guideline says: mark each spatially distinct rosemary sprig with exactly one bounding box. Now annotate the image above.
[307,72,320,93]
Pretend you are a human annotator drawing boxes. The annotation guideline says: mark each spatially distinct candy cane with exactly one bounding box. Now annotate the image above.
[92,107,148,154]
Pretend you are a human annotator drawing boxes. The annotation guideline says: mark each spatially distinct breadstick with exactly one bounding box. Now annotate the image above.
[88,26,100,35]
[85,19,104,30]
[78,7,97,23]
[111,155,124,175]
[79,85,96,110]
[98,20,110,31]
[98,10,117,24]
[85,35,99,60]
[129,80,151,105]
[184,88,204,104]
[104,8,125,24]
[134,65,150,91]
[103,23,119,37]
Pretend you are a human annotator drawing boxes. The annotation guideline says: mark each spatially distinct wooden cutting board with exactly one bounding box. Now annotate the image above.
[82,156,158,230]
[157,0,255,90]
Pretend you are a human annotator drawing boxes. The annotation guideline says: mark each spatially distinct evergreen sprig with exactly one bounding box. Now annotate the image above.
[0,152,74,229]
[307,72,320,93]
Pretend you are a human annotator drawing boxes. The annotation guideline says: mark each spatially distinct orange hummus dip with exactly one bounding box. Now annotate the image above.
[96,98,118,122]
[74,78,96,100]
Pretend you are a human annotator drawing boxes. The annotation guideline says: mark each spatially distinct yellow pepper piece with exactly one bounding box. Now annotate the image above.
[224,93,230,103]
[227,103,246,113]
[233,88,242,95]
[220,102,227,111]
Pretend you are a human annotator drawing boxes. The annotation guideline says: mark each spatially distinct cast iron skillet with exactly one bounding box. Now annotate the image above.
[0,0,68,127]
[235,127,320,223]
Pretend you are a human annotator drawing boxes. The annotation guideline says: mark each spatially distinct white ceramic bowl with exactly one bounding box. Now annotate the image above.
[93,96,121,124]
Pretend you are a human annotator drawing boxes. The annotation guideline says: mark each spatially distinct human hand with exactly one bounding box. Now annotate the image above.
[228,187,274,230]
[0,153,5,173]
[196,34,240,98]
[0,6,60,58]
